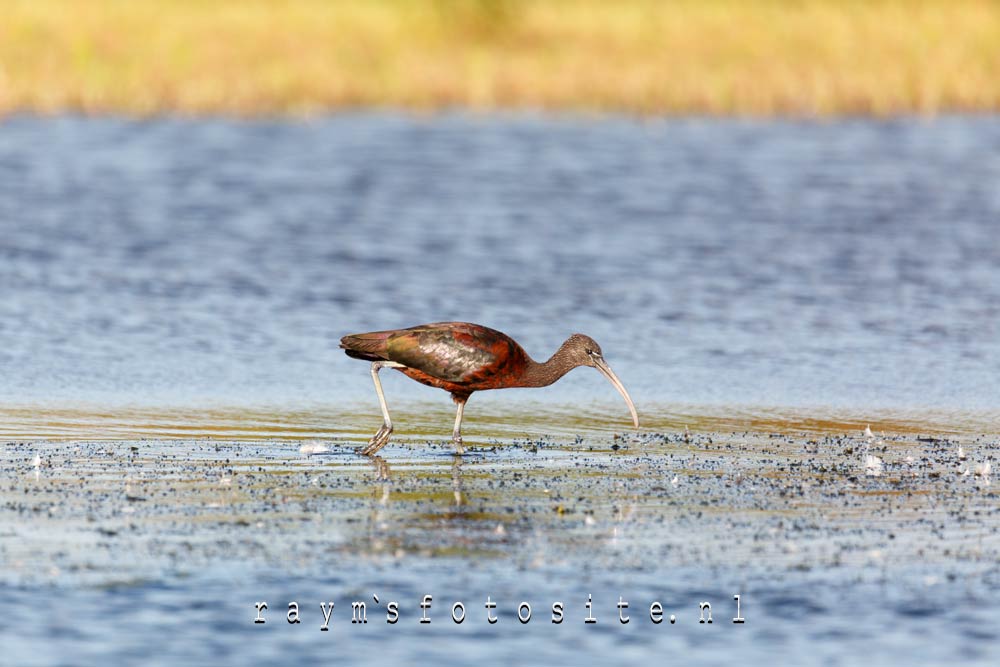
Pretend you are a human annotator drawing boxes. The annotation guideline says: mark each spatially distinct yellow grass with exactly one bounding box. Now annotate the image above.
[1,0,999,116]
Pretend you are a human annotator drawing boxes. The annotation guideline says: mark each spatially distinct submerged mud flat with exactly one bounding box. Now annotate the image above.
[1,427,997,665]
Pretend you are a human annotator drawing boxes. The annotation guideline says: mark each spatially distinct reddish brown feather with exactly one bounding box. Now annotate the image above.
[339,330,392,360]
[341,322,533,394]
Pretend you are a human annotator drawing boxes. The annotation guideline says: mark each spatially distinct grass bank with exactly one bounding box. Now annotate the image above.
[2,0,999,116]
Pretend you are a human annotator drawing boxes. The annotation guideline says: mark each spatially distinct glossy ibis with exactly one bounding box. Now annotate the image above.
[340,322,639,455]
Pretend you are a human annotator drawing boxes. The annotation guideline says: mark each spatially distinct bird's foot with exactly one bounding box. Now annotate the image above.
[360,424,393,456]
[452,436,465,456]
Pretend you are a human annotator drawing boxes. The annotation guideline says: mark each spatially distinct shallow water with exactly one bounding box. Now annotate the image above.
[2,114,1000,665]
[2,432,997,666]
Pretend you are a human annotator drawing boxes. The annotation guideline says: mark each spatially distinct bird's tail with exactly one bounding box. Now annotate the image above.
[340,331,392,362]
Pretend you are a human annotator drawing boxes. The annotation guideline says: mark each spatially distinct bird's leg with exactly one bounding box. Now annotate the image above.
[451,395,467,455]
[360,361,403,456]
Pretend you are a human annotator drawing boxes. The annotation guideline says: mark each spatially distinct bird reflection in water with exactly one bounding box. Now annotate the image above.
[365,454,466,507]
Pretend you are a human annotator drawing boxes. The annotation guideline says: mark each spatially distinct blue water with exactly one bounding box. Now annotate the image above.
[3,564,994,667]
[2,114,1000,667]
[2,114,999,415]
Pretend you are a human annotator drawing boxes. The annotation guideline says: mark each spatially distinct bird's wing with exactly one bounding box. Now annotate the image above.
[385,323,515,384]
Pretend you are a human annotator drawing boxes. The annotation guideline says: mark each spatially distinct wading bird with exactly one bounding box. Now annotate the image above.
[340,322,639,456]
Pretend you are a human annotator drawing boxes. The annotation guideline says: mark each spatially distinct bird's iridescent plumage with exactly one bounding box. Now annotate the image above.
[341,321,638,455]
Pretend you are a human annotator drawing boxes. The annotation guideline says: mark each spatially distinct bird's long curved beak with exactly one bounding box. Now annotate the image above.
[594,357,639,429]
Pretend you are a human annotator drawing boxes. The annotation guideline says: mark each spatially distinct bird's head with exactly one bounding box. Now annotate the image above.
[563,333,639,429]
[563,333,604,367]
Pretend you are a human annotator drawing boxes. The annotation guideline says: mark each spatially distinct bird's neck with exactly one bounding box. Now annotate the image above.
[519,343,580,388]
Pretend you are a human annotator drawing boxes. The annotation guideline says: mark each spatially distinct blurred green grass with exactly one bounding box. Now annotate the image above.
[2,0,999,116]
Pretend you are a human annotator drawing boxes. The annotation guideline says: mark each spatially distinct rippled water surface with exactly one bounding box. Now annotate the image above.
[2,115,1000,422]
[2,114,999,666]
